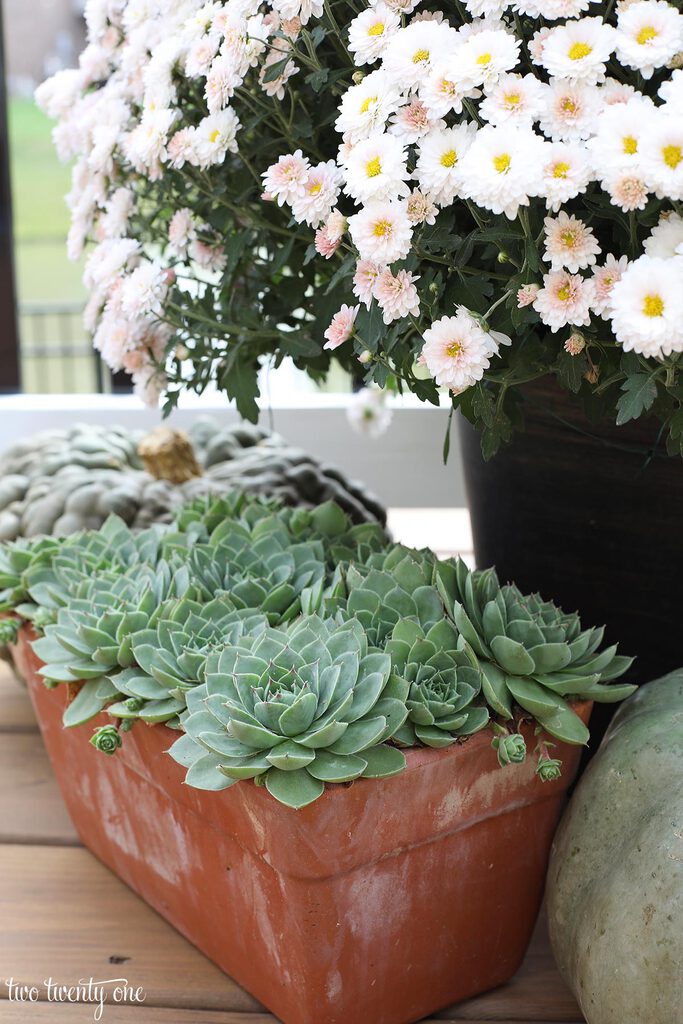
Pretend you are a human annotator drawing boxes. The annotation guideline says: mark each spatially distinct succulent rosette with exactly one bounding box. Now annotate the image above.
[389,619,489,748]
[435,558,636,745]
[169,616,409,808]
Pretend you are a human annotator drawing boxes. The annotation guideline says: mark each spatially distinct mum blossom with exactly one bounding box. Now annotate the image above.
[382,21,458,90]
[456,28,522,89]
[588,98,654,181]
[348,200,413,264]
[459,124,545,219]
[291,161,343,227]
[609,256,683,357]
[348,3,401,66]
[479,74,546,128]
[517,283,540,308]
[335,71,401,143]
[120,260,169,318]
[421,308,503,395]
[537,81,601,142]
[420,62,476,120]
[415,123,477,206]
[314,225,341,258]
[262,151,310,206]
[168,208,199,257]
[346,387,393,439]
[406,189,438,225]
[374,269,420,324]
[353,259,386,307]
[603,171,650,211]
[389,99,442,145]
[644,212,683,260]
[323,304,359,350]
[591,254,629,318]
[343,132,410,202]
[640,114,683,201]
[192,109,241,167]
[533,270,594,332]
[615,0,683,79]
[537,18,616,85]
[540,141,594,211]
[543,211,601,273]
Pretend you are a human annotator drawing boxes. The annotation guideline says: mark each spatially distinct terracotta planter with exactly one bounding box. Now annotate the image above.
[14,629,590,1024]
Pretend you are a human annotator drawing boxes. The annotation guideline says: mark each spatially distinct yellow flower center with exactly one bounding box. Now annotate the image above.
[623,135,638,155]
[562,98,577,113]
[309,182,321,195]
[446,340,464,357]
[440,149,457,168]
[476,51,492,66]
[372,219,392,238]
[412,48,430,63]
[367,21,384,36]
[209,129,221,143]
[366,156,382,178]
[642,293,664,317]
[505,92,521,107]
[568,41,592,60]
[636,25,657,45]
[493,153,511,174]
[553,161,570,178]
[662,144,683,169]
[561,230,577,248]
[557,284,571,301]
[359,95,377,113]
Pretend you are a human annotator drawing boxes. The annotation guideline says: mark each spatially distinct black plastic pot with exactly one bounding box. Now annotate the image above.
[459,380,683,755]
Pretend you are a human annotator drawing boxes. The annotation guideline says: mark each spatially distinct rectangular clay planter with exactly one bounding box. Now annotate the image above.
[13,629,590,1024]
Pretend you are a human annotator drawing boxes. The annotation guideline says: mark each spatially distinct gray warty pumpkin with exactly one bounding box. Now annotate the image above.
[546,672,683,1024]
[0,419,385,540]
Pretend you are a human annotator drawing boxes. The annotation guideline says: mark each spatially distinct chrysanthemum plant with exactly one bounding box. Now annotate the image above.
[0,492,635,807]
[38,0,683,455]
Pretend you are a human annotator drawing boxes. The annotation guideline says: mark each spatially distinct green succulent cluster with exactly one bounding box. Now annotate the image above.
[169,616,407,808]
[436,559,636,745]
[0,490,637,809]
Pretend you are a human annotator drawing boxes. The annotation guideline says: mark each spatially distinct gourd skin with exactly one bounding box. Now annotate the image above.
[0,419,385,539]
[547,672,683,1024]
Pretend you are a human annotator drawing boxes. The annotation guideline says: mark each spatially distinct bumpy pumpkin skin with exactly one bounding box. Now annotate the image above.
[546,672,683,1024]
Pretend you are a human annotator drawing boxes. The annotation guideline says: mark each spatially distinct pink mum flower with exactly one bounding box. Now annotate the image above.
[353,259,385,308]
[315,226,341,259]
[543,211,601,273]
[374,268,420,324]
[261,150,310,207]
[591,254,628,318]
[564,332,586,355]
[324,304,359,350]
[517,283,540,307]
[534,271,594,333]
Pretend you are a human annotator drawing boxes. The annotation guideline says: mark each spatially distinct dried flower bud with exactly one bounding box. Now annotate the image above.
[564,333,585,356]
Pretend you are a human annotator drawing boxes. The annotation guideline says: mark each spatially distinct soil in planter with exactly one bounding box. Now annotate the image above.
[459,378,682,757]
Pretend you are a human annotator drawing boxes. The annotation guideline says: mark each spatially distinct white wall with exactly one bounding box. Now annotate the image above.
[0,393,467,508]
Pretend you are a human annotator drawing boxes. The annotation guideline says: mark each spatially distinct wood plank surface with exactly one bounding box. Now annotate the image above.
[0,659,37,732]
[0,732,79,845]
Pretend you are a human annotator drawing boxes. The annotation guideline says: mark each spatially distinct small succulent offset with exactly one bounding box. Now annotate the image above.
[388,619,489,749]
[169,616,409,808]
[491,725,527,768]
[90,725,123,756]
[435,559,636,747]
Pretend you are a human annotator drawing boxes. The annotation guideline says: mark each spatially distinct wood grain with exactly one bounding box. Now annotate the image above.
[0,1007,277,1024]
[0,733,79,845]
[0,659,37,733]
[0,845,263,1014]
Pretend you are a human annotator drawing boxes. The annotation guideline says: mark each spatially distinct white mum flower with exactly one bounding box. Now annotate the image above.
[382,21,459,90]
[587,97,655,180]
[291,161,343,227]
[459,124,545,219]
[615,0,683,79]
[462,0,508,16]
[529,0,602,18]
[205,53,245,112]
[533,270,594,332]
[609,256,683,356]
[538,80,601,141]
[540,140,594,210]
[415,123,477,206]
[271,0,323,26]
[543,211,601,272]
[537,17,616,85]
[120,259,168,317]
[388,98,444,144]
[420,61,479,119]
[84,238,141,291]
[480,73,546,127]
[348,3,401,66]
[421,308,503,394]
[335,71,401,143]
[456,27,521,89]
[192,108,240,167]
[259,49,299,99]
[639,113,683,200]
[348,199,413,263]
[343,132,410,202]
[347,387,393,438]
[659,69,683,112]
[603,169,651,211]
[124,107,176,172]
[644,212,683,260]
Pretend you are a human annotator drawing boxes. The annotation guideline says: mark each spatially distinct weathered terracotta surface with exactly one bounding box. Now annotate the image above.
[14,628,590,1024]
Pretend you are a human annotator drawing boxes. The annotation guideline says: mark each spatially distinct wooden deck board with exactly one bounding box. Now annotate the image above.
[0,506,583,1023]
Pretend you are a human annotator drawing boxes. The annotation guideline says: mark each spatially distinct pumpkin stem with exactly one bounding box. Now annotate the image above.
[138,427,203,484]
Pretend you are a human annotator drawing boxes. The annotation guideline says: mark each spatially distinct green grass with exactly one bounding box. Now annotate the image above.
[8,98,85,304]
